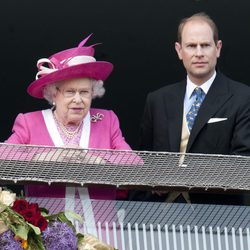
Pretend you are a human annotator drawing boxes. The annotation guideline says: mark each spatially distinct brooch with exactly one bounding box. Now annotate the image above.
[91,113,104,122]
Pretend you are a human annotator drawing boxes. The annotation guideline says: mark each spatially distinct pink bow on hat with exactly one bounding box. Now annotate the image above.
[27,34,113,99]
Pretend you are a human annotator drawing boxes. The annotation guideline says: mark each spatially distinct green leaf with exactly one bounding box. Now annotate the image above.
[40,207,49,215]
[77,233,85,247]
[65,210,84,224]
[45,210,83,224]
[27,222,41,235]
[27,234,45,250]
[15,225,29,240]
[57,212,76,232]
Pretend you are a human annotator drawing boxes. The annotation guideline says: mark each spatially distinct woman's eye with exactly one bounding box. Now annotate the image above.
[66,90,75,94]
[80,90,90,96]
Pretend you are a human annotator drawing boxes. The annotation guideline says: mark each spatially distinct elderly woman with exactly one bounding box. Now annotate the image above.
[6,34,131,200]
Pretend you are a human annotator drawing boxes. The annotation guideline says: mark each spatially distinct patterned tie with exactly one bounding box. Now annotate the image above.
[186,87,205,131]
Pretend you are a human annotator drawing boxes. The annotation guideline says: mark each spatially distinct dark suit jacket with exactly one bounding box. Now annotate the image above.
[140,73,250,155]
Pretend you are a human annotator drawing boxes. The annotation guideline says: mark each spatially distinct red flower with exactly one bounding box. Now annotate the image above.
[21,208,39,224]
[12,199,48,231]
[12,199,29,213]
[34,216,48,231]
[29,203,40,214]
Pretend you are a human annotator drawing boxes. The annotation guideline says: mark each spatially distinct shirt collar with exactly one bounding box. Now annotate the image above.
[186,71,216,99]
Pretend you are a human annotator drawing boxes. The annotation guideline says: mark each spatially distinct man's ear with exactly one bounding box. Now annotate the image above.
[175,42,182,60]
[216,40,222,58]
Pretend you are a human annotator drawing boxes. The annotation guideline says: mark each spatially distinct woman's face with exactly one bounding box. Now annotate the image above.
[53,78,93,125]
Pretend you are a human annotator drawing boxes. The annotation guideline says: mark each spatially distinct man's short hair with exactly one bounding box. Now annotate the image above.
[177,12,219,44]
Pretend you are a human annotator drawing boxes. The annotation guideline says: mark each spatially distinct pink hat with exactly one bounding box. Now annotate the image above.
[27,34,113,98]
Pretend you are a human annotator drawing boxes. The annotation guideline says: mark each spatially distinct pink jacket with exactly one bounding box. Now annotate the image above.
[6,108,131,199]
[7,108,131,150]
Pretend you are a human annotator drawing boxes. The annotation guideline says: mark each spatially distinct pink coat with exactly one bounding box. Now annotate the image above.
[6,108,131,199]
[7,108,131,150]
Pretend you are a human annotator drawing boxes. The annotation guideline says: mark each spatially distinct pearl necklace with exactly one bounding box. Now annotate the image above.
[53,113,83,139]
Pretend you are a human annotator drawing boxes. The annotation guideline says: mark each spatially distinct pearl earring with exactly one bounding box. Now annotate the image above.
[51,102,56,111]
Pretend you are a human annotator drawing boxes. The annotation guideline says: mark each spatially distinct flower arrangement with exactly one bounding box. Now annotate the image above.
[0,188,116,250]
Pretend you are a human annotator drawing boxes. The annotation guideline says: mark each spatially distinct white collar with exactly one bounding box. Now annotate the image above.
[42,109,90,148]
[186,71,216,99]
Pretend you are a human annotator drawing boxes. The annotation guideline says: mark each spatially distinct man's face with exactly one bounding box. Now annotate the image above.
[175,20,222,85]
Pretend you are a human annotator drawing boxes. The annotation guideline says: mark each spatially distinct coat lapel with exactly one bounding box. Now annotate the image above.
[186,73,232,152]
[165,81,186,152]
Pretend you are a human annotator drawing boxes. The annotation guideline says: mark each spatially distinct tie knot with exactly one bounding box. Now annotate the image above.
[194,87,204,100]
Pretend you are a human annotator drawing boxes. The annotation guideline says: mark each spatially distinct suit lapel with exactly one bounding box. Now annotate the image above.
[165,81,186,152]
[186,73,233,152]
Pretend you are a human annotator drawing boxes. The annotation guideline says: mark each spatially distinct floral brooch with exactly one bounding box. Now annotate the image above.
[91,113,104,123]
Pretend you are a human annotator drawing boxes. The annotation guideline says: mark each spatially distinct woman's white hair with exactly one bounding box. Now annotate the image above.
[43,79,105,104]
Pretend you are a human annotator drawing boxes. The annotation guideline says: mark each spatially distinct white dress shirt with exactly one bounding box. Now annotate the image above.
[184,72,216,115]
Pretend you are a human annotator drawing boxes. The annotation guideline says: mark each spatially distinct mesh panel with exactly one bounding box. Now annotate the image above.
[27,198,250,234]
[0,143,250,191]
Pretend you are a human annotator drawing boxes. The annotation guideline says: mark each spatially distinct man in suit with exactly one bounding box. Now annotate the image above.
[138,12,250,204]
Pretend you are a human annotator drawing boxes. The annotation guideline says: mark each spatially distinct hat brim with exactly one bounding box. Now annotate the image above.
[27,61,113,98]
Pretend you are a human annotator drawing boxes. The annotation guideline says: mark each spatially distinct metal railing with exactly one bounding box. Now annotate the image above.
[27,198,250,250]
[1,143,250,249]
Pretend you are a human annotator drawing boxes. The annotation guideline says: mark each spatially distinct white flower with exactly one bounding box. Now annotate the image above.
[78,243,96,250]
[78,234,114,250]
[0,189,16,206]
[0,221,9,234]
